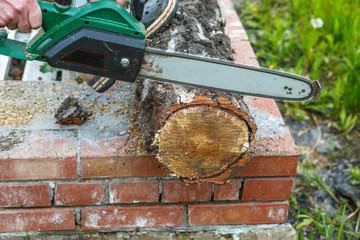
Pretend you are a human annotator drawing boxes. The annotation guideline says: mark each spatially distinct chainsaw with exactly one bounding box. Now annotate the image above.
[0,0,321,102]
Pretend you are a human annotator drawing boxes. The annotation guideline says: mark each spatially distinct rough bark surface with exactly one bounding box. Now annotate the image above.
[55,96,89,125]
[136,0,256,184]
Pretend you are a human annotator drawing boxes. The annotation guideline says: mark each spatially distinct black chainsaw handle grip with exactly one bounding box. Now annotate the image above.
[55,0,73,7]
[130,0,145,21]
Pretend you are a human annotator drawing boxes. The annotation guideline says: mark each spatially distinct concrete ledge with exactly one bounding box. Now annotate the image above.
[0,223,296,240]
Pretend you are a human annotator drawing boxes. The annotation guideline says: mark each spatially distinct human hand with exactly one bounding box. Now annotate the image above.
[0,0,42,33]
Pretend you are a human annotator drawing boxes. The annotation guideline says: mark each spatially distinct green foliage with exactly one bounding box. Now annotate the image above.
[333,108,358,134]
[281,102,309,121]
[294,205,360,240]
[296,206,335,240]
[240,0,360,125]
[39,63,60,74]
[348,165,360,186]
[294,166,360,239]
[126,0,131,9]
[299,167,339,204]
[338,205,346,240]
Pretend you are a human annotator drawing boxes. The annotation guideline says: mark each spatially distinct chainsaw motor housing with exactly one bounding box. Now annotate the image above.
[0,0,146,82]
[43,27,145,81]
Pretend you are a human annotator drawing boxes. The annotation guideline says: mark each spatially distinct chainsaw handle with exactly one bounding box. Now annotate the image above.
[130,0,145,21]
[54,0,73,6]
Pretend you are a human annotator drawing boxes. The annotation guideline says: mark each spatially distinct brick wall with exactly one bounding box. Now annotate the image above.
[0,173,294,232]
[0,0,298,234]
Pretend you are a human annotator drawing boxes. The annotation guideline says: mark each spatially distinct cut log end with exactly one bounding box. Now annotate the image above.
[157,104,252,182]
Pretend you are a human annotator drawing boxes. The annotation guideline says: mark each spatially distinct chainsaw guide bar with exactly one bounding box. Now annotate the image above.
[140,48,321,102]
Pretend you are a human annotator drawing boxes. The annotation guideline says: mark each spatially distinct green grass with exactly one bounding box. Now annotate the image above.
[238,0,360,126]
[237,0,360,238]
[349,166,360,186]
[292,158,360,239]
[293,166,360,239]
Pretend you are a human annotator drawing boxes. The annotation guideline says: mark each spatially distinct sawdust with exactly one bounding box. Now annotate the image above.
[79,89,146,155]
[118,103,147,155]
[96,104,111,112]
[0,83,54,127]
[124,124,146,154]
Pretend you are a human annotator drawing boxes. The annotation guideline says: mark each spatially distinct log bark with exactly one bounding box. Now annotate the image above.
[136,0,256,184]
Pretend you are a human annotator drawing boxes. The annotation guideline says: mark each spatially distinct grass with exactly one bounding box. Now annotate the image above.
[293,164,360,239]
[237,0,360,239]
[237,0,360,126]
[349,166,360,186]
[290,156,360,239]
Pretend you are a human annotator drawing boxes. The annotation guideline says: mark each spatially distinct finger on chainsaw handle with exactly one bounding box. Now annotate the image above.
[28,1,42,30]
[0,0,42,32]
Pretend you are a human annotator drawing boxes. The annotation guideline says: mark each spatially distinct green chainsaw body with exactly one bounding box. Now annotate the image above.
[0,0,146,81]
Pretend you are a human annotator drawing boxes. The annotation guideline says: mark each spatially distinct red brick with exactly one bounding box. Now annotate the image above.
[81,156,167,178]
[227,26,249,41]
[82,206,184,230]
[162,180,212,203]
[214,179,241,201]
[0,130,77,160]
[250,128,298,157]
[188,202,289,226]
[220,7,249,41]
[244,96,283,118]
[233,55,259,68]
[80,137,129,158]
[217,0,235,9]
[0,208,75,232]
[0,183,51,207]
[219,0,252,45]
[242,178,293,201]
[235,156,298,177]
[231,41,258,66]
[109,180,158,204]
[0,157,77,180]
[55,182,105,206]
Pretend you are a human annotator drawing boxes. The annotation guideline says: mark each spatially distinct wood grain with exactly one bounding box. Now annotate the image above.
[158,105,250,179]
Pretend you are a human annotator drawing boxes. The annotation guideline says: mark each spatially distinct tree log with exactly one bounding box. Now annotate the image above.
[136,0,256,184]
